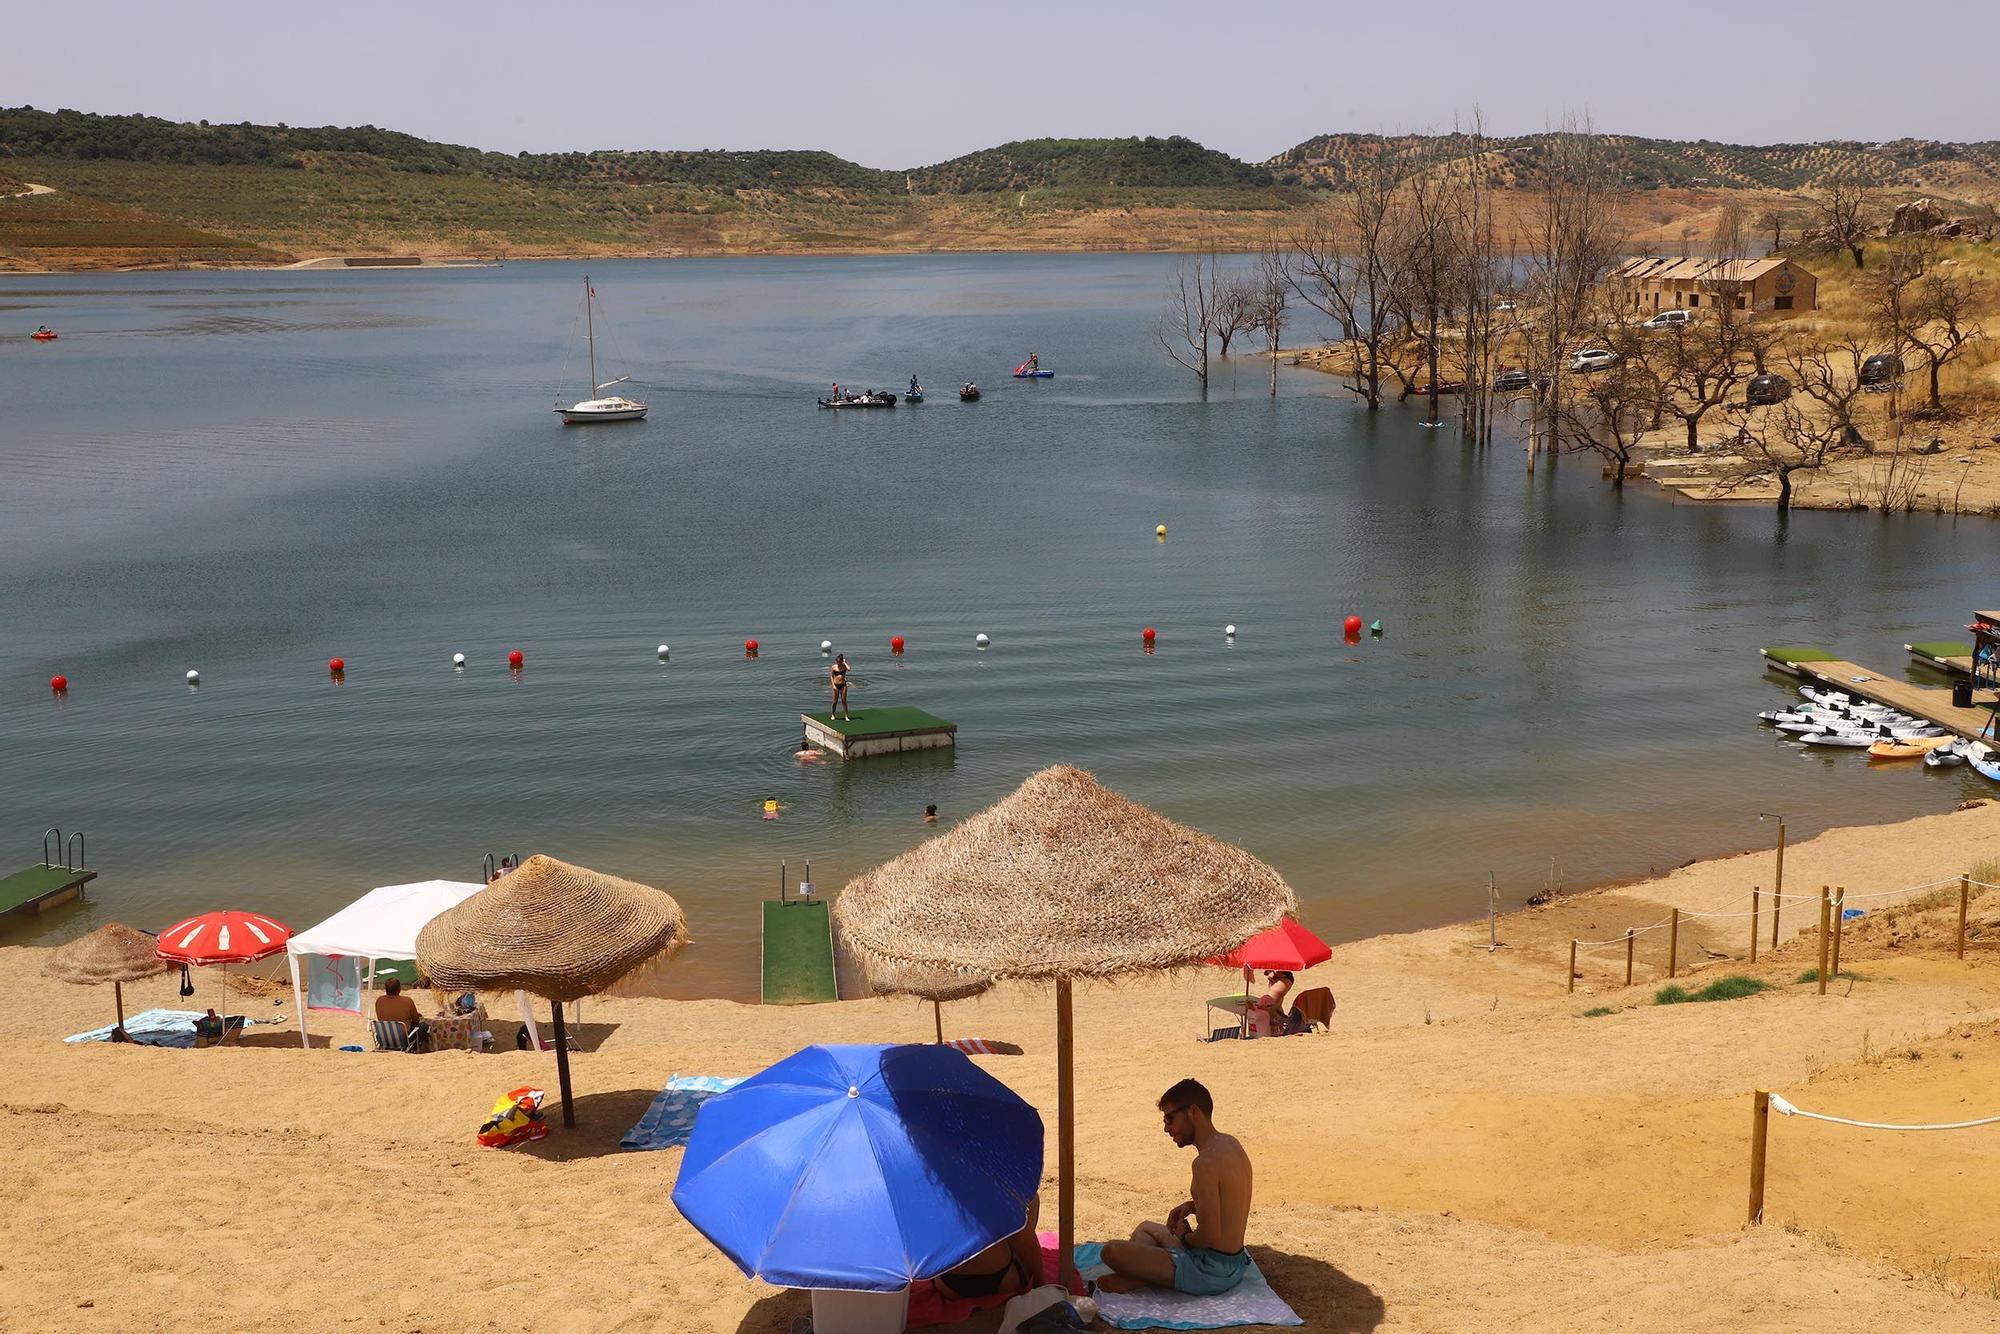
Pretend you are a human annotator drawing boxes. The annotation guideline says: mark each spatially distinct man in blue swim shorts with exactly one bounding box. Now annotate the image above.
[1098,1078,1253,1297]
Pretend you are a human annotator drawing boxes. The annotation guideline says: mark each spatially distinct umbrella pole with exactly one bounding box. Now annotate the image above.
[114,980,125,1034]
[1056,978,1076,1292]
[933,998,943,1045]
[1241,965,1251,1039]
[552,1000,576,1128]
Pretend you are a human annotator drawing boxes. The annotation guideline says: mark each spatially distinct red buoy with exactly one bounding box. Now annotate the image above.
[1342,615,1363,635]
[50,674,68,693]
[891,635,905,654]
[328,657,345,675]
[508,650,524,669]
[745,639,760,656]
[1142,627,1156,642]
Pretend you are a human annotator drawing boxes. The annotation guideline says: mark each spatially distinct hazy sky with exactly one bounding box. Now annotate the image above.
[11,1,1996,167]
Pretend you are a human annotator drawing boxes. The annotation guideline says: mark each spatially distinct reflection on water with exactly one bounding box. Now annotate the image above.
[1,255,1992,999]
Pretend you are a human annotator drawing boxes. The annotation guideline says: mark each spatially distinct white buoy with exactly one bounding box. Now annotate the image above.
[657,644,670,659]
[452,652,466,669]
[975,632,991,648]
[186,669,200,685]
[820,640,833,653]
[1225,624,1237,638]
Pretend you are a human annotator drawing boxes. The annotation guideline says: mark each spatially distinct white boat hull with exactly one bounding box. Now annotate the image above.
[557,400,648,424]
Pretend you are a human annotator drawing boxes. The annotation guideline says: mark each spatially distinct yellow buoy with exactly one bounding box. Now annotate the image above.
[1155,524,1167,538]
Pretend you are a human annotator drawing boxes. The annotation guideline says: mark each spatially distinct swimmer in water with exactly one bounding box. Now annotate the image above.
[762,796,782,820]
[924,804,939,824]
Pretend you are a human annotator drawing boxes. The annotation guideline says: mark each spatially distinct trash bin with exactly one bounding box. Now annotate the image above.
[1953,679,1974,709]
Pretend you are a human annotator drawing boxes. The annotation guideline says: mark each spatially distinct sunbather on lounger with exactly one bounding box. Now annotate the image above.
[1099,1079,1252,1297]
[935,1193,1042,1302]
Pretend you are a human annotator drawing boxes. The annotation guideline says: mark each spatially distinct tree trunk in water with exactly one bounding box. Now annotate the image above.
[1776,469,1793,513]
[1611,456,1627,488]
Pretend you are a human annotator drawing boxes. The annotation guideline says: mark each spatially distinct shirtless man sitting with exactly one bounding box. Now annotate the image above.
[1098,1078,1252,1297]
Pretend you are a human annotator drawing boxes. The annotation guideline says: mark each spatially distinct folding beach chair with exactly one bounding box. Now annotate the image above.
[1288,987,1335,1034]
[371,1019,419,1052]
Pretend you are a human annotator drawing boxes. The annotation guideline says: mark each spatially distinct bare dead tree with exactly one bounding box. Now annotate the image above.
[1287,144,1412,409]
[1783,331,1875,449]
[1211,275,1260,358]
[1655,319,1749,450]
[1751,205,1795,254]
[1156,252,1217,396]
[1869,240,1988,413]
[1253,231,1288,397]
[1551,348,1657,488]
[1814,178,1873,270]
[1399,141,1462,427]
[1446,111,1503,446]
[1715,394,1868,513]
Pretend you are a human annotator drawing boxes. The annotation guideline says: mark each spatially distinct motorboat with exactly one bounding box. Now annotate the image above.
[817,390,898,409]
[555,277,648,424]
[905,378,924,403]
[1925,740,1968,768]
[1971,742,2000,783]
[1797,731,1876,748]
[959,382,981,401]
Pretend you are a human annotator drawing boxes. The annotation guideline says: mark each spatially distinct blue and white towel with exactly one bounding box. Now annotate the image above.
[620,1075,745,1151]
[64,1009,255,1048]
[1073,1241,1302,1330]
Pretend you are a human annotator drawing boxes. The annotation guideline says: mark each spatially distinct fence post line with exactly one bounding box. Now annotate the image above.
[1750,886,1760,963]
[1669,908,1680,979]
[1568,939,1577,995]
[1830,887,1845,979]
[1816,887,1831,996]
[1960,875,1971,960]
[1771,822,1787,949]
[1625,928,1635,988]
[1748,1089,1771,1225]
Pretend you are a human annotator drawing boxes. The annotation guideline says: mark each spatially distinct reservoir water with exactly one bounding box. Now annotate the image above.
[2,254,1991,998]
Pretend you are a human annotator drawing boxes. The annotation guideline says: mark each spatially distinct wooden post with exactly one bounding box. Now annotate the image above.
[1055,979,1077,1292]
[114,979,126,1032]
[1959,875,1971,960]
[1816,887,1831,995]
[1668,909,1680,979]
[1771,823,1786,949]
[1750,887,1760,964]
[1624,928,1635,987]
[1567,939,1577,995]
[1748,1089,1771,1225]
[1830,887,1845,979]
[552,999,576,1128]
[933,998,944,1045]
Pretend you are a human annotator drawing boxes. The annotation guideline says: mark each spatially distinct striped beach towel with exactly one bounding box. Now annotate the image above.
[944,1037,1023,1056]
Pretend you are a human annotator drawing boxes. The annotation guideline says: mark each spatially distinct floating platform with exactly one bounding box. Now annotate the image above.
[762,899,838,1005]
[802,707,957,759]
[1906,642,1975,677]
[1758,646,1838,678]
[0,862,96,921]
[1787,658,1998,741]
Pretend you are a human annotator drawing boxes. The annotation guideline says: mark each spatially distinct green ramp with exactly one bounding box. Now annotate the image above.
[762,899,838,1005]
[0,863,95,920]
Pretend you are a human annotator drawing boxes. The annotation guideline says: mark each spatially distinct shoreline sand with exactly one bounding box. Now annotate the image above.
[10,800,2000,1330]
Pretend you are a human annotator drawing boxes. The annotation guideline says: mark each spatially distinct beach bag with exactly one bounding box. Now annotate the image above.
[477,1085,549,1148]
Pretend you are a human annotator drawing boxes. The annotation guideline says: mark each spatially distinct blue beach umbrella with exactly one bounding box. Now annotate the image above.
[671,1042,1042,1291]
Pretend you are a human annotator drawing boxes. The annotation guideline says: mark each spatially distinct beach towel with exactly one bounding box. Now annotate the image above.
[944,1037,1024,1056]
[64,1009,253,1048]
[307,953,362,1012]
[619,1075,745,1151]
[1073,1241,1302,1330]
[906,1234,1080,1329]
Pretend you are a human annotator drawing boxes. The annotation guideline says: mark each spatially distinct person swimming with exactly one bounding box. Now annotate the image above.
[924,804,939,824]
[761,797,781,820]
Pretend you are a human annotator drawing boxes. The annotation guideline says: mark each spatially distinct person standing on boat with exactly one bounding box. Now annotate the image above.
[830,652,852,721]
[910,374,921,396]
[1025,352,1039,374]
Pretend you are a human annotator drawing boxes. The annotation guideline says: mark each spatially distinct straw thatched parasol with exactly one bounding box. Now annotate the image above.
[863,957,993,1044]
[46,923,174,1034]
[416,854,688,1127]
[834,764,1296,1285]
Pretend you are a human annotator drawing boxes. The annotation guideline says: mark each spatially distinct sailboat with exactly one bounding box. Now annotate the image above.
[555,276,648,424]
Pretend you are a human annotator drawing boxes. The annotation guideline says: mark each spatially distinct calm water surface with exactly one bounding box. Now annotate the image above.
[2,255,1991,997]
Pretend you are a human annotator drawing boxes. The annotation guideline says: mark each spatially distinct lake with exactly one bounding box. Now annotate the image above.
[2,253,1991,999]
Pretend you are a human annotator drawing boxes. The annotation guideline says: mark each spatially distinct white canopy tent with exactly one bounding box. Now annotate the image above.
[287,880,563,1049]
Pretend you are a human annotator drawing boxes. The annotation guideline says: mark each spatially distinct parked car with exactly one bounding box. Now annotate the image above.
[1569,348,1620,373]
[1492,366,1542,392]
[1746,372,1792,406]
[1642,308,1694,330]
[1494,299,1519,313]
[1860,352,1904,388]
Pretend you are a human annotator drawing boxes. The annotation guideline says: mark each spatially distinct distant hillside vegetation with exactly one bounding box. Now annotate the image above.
[1270,131,2000,196]
[906,137,1275,193]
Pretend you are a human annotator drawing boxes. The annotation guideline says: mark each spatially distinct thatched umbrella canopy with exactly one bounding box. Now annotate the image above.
[863,957,993,1044]
[834,765,1295,1285]
[416,854,688,1127]
[46,923,173,1034]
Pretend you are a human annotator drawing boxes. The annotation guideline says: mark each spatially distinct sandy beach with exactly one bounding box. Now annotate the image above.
[8,800,2000,1331]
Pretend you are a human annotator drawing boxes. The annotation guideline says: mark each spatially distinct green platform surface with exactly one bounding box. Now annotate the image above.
[762,899,838,1005]
[0,863,96,915]
[803,707,955,739]
[1761,646,1836,665]
[1910,641,1974,658]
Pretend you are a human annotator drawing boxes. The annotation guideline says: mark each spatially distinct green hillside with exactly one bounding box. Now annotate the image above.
[906,136,1276,193]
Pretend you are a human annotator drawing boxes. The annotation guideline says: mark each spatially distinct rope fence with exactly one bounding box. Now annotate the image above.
[1749,1088,2000,1223]
[1565,874,1991,994]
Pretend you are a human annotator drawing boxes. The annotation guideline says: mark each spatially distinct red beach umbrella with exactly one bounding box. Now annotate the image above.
[1212,917,1330,971]
[155,910,292,965]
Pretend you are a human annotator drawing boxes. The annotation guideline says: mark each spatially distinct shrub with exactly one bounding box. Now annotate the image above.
[1583,1006,1615,1017]
[1654,976,1771,1005]
[1797,968,1866,984]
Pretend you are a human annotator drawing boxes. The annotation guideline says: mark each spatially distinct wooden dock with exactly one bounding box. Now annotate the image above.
[801,706,956,759]
[0,862,96,921]
[1906,642,1975,677]
[1789,659,1999,740]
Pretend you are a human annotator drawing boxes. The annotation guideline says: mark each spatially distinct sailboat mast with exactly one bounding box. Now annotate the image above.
[584,274,597,396]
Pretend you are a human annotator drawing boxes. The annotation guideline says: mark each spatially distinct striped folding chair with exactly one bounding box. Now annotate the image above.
[370,1019,417,1052]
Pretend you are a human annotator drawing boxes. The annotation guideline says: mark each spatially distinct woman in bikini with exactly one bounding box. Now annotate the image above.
[830,653,851,720]
[934,1194,1041,1303]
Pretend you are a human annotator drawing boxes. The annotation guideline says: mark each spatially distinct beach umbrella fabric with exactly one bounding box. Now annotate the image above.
[416,854,688,1127]
[834,764,1295,1287]
[672,1043,1041,1291]
[46,922,173,1032]
[154,910,291,965]
[1213,917,1331,972]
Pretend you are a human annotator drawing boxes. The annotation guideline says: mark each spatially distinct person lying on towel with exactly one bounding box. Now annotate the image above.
[934,1193,1042,1303]
[1098,1079,1252,1297]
